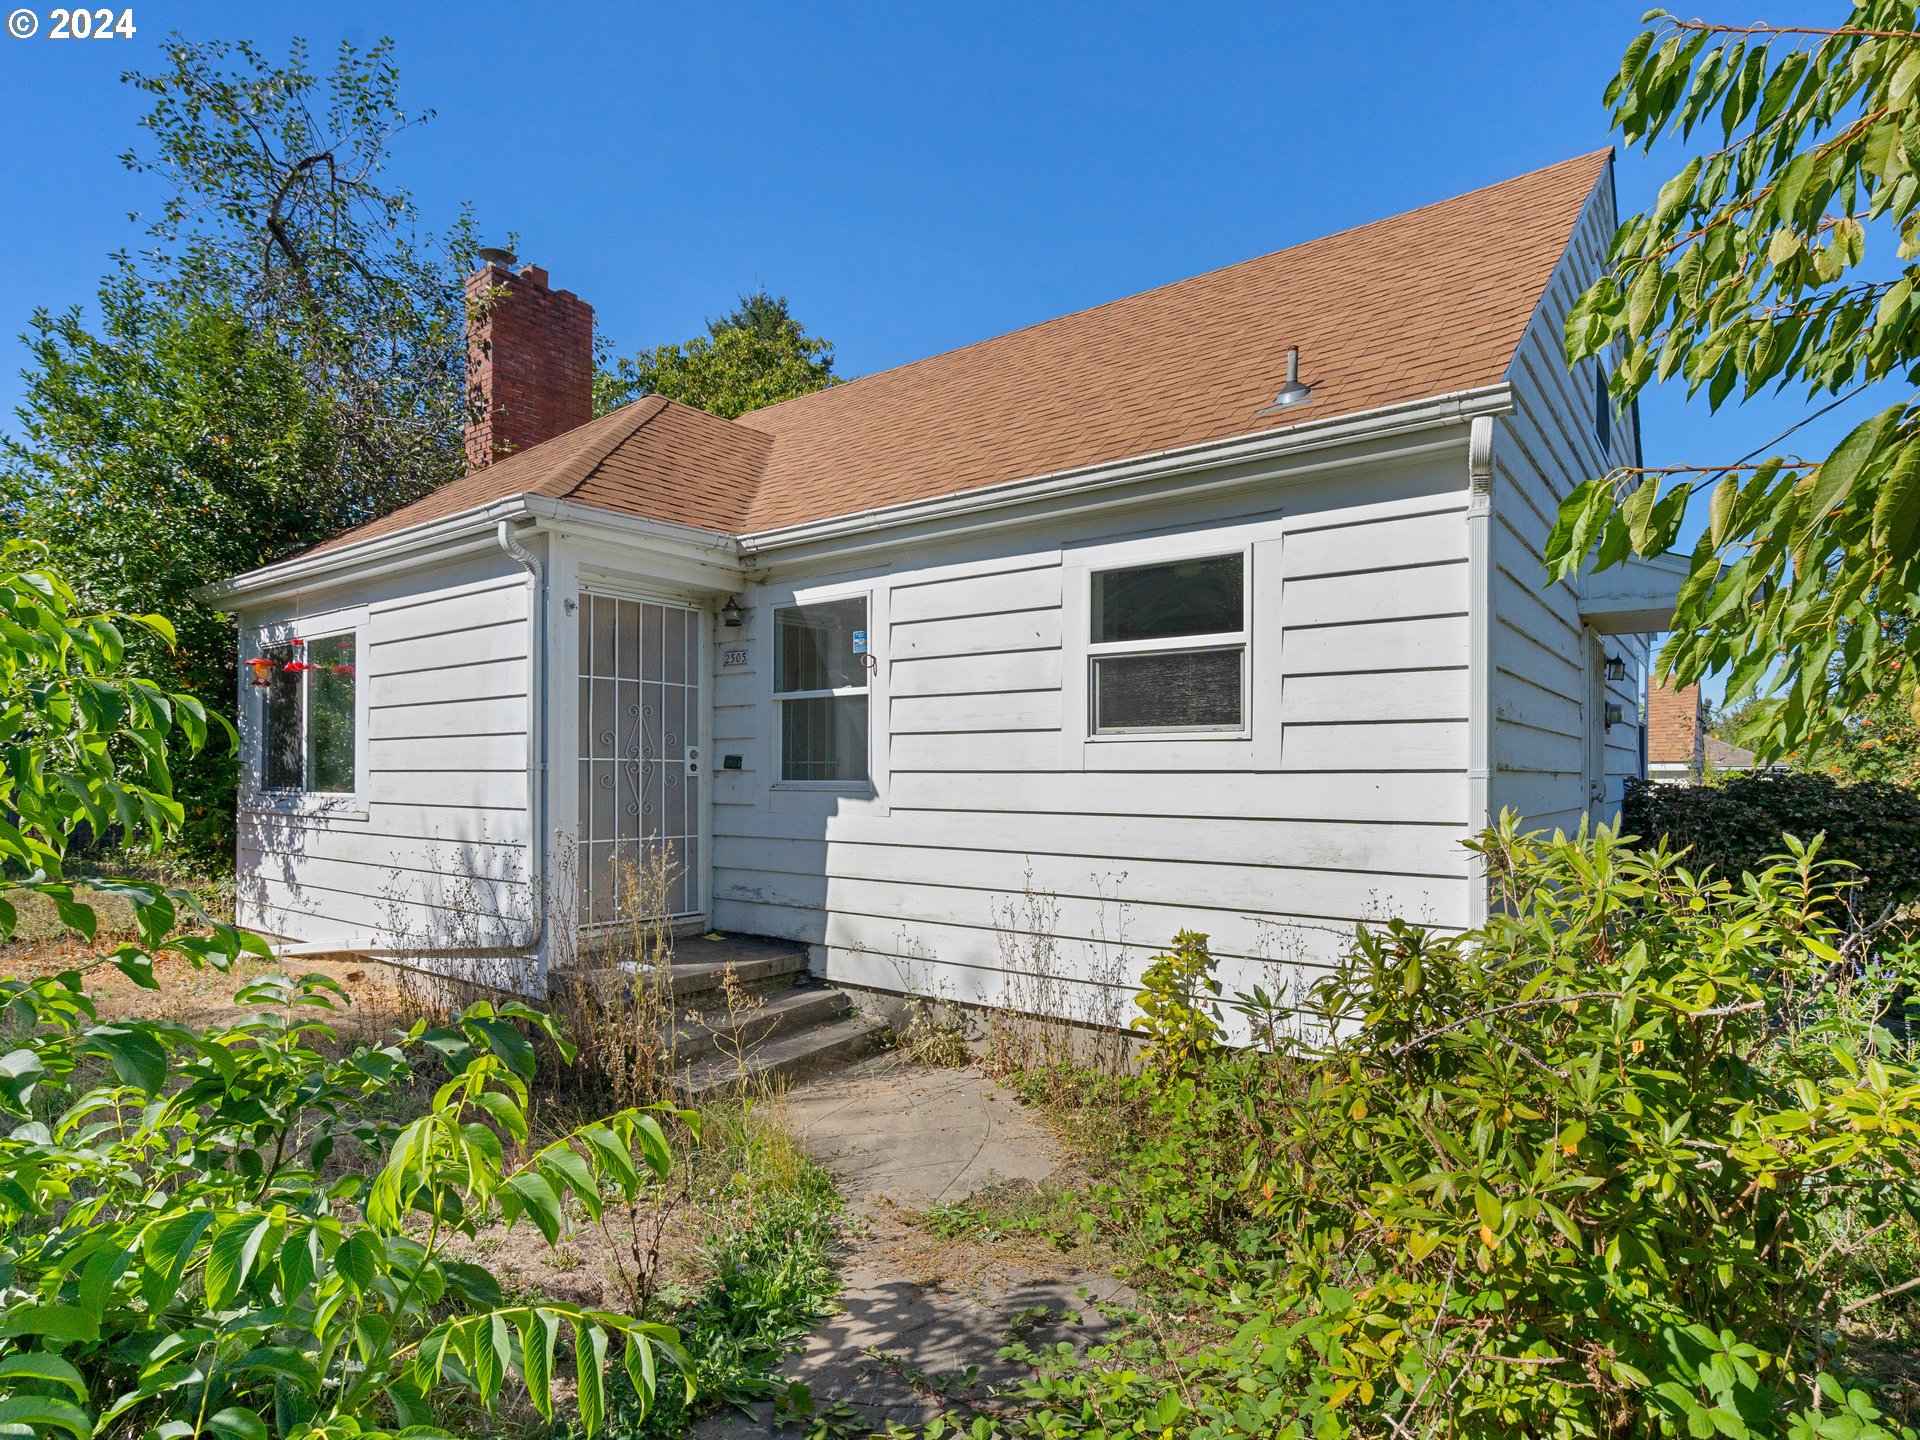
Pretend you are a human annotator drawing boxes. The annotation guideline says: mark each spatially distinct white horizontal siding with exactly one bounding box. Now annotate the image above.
[713,471,1474,1021]
[235,554,535,954]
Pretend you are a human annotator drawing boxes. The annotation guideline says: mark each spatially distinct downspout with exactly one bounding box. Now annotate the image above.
[1465,415,1496,926]
[498,520,549,974]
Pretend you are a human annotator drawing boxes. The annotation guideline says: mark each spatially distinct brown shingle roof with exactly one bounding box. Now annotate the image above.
[311,149,1610,555]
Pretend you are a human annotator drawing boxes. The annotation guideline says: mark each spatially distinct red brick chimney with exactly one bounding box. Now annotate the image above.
[464,250,594,470]
[1647,677,1705,778]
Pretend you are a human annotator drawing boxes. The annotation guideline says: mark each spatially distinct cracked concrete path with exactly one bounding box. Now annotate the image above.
[692,1055,1128,1436]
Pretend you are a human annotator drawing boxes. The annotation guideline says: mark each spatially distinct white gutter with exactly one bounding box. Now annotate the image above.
[496,520,549,964]
[203,496,541,606]
[1464,415,1496,926]
[739,383,1515,562]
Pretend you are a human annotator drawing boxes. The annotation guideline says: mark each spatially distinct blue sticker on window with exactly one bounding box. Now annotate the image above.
[852,629,868,655]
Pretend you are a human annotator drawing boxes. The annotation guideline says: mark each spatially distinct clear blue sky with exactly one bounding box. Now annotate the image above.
[0,0,1870,705]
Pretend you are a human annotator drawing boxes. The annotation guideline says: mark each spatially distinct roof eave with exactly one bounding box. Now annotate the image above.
[521,495,746,571]
[204,492,748,611]
[201,495,541,608]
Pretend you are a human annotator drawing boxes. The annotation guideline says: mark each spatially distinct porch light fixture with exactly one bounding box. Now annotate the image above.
[1605,654,1628,681]
[1256,346,1314,413]
[720,597,744,628]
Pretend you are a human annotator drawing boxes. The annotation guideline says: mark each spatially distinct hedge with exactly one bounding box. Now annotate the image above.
[1621,771,1920,921]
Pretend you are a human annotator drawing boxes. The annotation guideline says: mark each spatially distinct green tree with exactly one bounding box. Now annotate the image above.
[4,35,479,864]
[1547,5,1920,764]
[6,289,338,855]
[595,288,840,419]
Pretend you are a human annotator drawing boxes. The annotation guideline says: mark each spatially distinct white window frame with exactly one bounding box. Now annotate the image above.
[1085,545,1252,741]
[245,609,370,817]
[771,593,873,790]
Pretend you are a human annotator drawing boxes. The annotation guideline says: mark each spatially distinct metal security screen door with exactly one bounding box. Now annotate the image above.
[578,594,702,927]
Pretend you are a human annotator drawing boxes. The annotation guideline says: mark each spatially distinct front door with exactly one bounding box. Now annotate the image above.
[577,593,702,928]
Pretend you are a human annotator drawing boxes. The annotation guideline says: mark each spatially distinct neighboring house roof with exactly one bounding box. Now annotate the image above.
[1705,736,1759,772]
[313,148,1612,555]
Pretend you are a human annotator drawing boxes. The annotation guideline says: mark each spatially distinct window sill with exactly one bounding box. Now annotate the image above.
[243,792,370,822]
[1085,729,1250,743]
[771,781,876,795]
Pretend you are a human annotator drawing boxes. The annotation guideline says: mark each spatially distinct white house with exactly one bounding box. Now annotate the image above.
[212,149,1678,1022]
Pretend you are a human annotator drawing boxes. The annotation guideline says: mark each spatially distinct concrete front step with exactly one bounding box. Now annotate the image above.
[555,939,808,1005]
[675,1014,888,1101]
[667,984,852,1065]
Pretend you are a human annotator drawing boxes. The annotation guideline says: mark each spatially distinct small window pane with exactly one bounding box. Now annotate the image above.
[1093,554,1243,642]
[1093,647,1243,732]
[781,695,869,782]
[262,642,301,789]
[305,635,357,793]
[776,598,868,692]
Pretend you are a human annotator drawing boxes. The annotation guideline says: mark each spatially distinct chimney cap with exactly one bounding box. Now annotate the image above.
[477,245,517,268]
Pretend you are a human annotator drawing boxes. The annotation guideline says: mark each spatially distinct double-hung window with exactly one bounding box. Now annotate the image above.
[773,597,870,784]
[1088,551,1246,734]
[260,633,359,794]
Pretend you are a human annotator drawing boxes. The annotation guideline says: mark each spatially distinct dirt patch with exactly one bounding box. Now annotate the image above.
[0,925,434,1039]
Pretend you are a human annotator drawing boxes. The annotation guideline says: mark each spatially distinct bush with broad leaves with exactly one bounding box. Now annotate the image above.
[0,539,687,1438]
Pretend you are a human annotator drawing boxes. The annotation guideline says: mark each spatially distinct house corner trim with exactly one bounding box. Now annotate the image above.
[1465,414,1496,926]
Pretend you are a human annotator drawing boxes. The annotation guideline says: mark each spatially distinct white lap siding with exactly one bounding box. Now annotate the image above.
[710,461,1474,1021]
[235,548,536,952]
[1490,178,1649,834]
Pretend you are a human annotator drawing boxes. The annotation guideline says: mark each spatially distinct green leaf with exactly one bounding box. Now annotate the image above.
[333,1232,382,1292]
[83,1024,167,1094]
[1806,407,1899,531]
[141,1211,216,1312]
[623,1331,657,1410]
[575,1321,608,1437]
[129,611,176,646]
[1473,1188,1502,1233]
[472,1313,507,1405]
[467,1016,536,1081]
[0,1305,99,1344]
[206,1216,273,1308]
[537,1146,602,1220]
[502,1172,564,1245]
[0,1353,88,1400]
[1623,476,1662,551]
[470,1089,529,1146]
[0,1395,92,1438]
[1871,438,1920,549]
[205,1407,267,1440]
[520,1310,559,1419]
[278,1231,316,1300]
[1708,475,1738,547]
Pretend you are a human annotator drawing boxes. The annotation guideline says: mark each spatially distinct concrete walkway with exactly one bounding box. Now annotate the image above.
[694,1055,1127,1436]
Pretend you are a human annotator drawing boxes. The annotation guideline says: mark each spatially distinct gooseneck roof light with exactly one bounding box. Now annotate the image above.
[1257,346,1315,414]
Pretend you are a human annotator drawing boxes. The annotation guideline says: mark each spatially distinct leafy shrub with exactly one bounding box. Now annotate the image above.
[0,543,686,1437]
[1130,929,1224,1071]
[972,819,1920,1439]
[0,974,688,1438]
[1624,769,1920,920]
